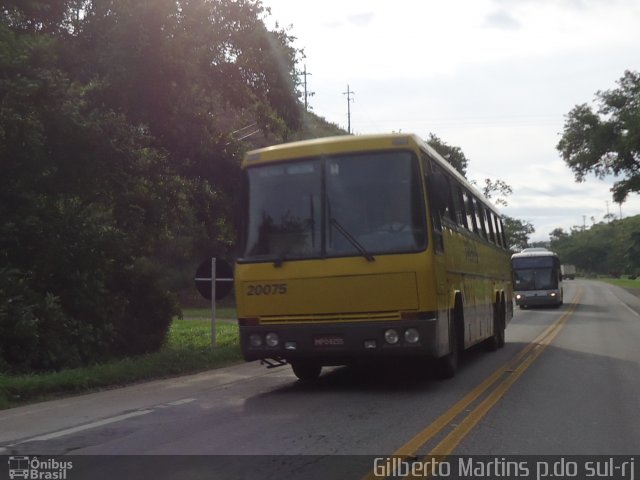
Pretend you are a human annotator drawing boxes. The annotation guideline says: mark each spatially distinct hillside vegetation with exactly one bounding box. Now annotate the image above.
[549,215,640,277]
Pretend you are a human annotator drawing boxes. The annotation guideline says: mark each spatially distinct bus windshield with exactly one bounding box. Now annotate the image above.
[242,151,426,262]
[513,268,558,290]
[512,256,559,290]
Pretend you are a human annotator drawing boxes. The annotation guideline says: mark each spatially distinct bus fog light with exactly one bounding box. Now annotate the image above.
[404,328,420,344]
[249,334,263,347]
[384,329,399,345]
[364,340,377,349]
[284,341,297,350]
[265,332,280,347]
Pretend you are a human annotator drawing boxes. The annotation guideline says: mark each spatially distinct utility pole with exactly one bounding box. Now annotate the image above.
[301,65,314,111]
[342,84,355,134]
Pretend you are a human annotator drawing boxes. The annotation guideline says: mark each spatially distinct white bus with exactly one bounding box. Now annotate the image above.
[511,248,563,308]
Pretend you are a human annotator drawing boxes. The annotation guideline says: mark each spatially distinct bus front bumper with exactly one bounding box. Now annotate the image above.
[240,318,439,364]
[515,290,561,307]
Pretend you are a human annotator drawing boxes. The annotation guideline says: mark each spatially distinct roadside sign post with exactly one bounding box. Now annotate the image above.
[211,257,217,347]
[194,257,234,350]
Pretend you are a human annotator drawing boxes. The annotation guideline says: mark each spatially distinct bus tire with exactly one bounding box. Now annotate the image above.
[291,361,322,381]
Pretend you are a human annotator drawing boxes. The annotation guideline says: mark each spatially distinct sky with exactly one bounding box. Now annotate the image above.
[261,0,640,242]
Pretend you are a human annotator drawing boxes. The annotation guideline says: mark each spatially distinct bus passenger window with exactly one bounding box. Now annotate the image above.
[484,207,495,244]
[473,198,487,239]
[462,190,476,233]
[451,184,467,229]
[497,216,507,248]
[489,213,500,246]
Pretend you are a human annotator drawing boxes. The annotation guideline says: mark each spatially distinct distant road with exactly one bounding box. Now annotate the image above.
[2,280,639,478]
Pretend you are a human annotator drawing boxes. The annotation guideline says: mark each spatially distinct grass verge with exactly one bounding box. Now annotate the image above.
[0,320,241,410]
[597,277,640,291]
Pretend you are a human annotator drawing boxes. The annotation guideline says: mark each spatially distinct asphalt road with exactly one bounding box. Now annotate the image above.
[1,280,639,479]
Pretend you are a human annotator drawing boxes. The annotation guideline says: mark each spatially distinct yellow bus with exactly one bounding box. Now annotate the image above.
[235,134,512,380]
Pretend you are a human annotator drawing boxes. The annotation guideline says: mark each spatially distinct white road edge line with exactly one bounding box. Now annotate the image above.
[18,409,154,444]
[621,301,640,318]
[166,398,196,406]
[606,284,640,318]
[3,399,198,450]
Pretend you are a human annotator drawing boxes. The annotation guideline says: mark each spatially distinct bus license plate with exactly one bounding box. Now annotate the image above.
[314,336,344,347]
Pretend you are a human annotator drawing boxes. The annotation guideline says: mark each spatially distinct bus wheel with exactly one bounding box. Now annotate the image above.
[291,361,322,381]
[436,323,458,380]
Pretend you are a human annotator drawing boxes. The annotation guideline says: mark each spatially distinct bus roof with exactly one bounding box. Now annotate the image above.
[242,133,422,167]
[511,249,558,259]
[243,133,500,215]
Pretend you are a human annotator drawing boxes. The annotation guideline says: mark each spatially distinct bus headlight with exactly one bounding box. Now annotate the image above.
[404,328,420,344]
[516,294,522,300]
[384,329,400,345]
[249,334,263,347]
[550,292,557,297]
[265,332,280,347]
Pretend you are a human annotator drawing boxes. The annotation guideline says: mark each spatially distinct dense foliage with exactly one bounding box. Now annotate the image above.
[0,0,304,372]
[557,70,640,203]
[549,216,640,277]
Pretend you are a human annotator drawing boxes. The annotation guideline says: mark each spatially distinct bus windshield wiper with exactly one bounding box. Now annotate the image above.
[330,217,375,262]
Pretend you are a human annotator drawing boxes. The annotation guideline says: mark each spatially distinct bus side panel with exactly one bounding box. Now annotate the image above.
[443,223,512,350]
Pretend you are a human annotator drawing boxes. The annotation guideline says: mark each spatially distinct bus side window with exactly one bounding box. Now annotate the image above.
[423,157,445,254]
[442,177,454,222]
[435,166,455,224]
[489,212,501,247]
[485,208,496,244]
[462,190,476,233]
[452,184,467,229]
[497,216,507,248]
[472,197,486,239]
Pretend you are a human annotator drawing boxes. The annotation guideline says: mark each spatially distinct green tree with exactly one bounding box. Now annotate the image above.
[557,70,640,203]
[1,0,310,372]
[628,231,640,276]
[0,18,191,370]
[427,133,469,176]
[549,228,569,243]
[503,216,535,252]
[475,178,513,207]
[548,215,640,275]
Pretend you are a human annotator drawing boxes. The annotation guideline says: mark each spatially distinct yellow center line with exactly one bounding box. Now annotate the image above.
[361,287,583,480]
[429,289,582,457]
